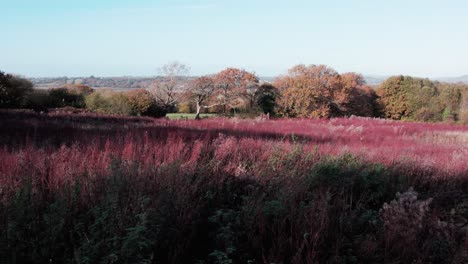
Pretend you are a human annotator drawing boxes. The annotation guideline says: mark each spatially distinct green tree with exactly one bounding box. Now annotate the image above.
[0,71,33,108]
[376,76,437,120]
[377,76,467,122]
[254,83,278,115]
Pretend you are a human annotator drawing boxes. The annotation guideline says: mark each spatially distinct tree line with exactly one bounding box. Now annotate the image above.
[1,64,468,123]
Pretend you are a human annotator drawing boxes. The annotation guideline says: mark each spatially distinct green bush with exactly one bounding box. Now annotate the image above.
[84,89,166,117]
[23,90,54,112]
[255,83,278,115]
[85,91,132,115]
[0,71,33,108]
[48,88,86,108]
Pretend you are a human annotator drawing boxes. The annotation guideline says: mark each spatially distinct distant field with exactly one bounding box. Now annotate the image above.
[165,113,218,119]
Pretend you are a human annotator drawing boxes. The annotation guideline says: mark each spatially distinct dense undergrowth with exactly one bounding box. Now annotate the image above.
[0,111,467,263]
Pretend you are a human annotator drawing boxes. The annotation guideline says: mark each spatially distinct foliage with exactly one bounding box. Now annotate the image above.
[376,76,468,122]
[460,88,468,124]
[165,113,217,120]
[188,76,216,119]
[213,68,259,114]
[22,89,54,112]
[274,65,376,118]
[21,84,93,111]
[126,89,166,117]
[177,102,192,113]
[85,90,133,115]
[0,112,467,263]
[62,83,95,96]
[254,83,278,115]
[0,71,33,108]
[48,87,87,108]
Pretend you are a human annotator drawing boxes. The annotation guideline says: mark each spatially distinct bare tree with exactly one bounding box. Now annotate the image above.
[151,61,190,112]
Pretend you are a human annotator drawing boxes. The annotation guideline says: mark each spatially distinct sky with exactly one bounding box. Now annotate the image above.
[1,0,468,78]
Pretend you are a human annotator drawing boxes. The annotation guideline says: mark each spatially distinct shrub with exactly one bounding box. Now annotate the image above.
[178,102,192,113]
[126,89,166,117]
[84,89,166,117]
[275,65,377,118]
[62,84,94,96]
[0,71,33,108]
[23,90,54,112]
[48,88,86,108]
[255,83,278,115]
[85,91,132,115]
[414,107,438,122]
[0,113,467,263]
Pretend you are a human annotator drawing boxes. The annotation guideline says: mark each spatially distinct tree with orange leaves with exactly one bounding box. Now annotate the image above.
[337,73,378,117]
[275,64,376,118]
[189,76,216,119]
[213,68,259,114]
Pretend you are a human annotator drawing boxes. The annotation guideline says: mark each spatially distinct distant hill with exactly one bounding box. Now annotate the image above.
[363,75,468,86]
[31,76,273,90]
[436,75,468,84]
[364,76,388,86]
[28,74,468,90]
[29,76,195,90]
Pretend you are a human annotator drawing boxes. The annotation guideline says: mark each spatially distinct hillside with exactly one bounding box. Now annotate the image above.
[29,76,195,90]
[438,75,468,84]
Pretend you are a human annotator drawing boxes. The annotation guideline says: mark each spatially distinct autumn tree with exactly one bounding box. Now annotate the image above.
[189,76,216,119]
[151,62,190,113]
[460,88,468,124]
[376,76,438,120]
[275,65,339,118]
[130,89,166,117]
[62,84,94,96]
[274,65,375,118]
[213,68,259,114]
[338,73,379,117]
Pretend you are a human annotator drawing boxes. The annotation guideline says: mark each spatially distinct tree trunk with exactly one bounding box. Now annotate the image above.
[195,101,201,120]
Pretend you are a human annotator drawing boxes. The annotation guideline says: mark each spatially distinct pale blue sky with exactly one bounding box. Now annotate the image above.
[1,0,467,77]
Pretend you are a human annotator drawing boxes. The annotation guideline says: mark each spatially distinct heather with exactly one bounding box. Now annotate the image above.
[0,111,467,263]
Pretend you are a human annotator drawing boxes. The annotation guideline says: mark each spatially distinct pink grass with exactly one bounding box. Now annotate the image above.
[0,113,467,194]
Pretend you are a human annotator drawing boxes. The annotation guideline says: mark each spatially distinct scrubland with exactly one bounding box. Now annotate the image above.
[0,111,467,263]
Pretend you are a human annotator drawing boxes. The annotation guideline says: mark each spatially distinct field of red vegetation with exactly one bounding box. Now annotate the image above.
[0,110,467,263]
[161,117,468,174]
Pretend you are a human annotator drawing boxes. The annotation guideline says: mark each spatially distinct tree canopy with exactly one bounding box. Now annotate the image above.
[0,71,33,108]
[274,65,376,118]
[376,76,468,122]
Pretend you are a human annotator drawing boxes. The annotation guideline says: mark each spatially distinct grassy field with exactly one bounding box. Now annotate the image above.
[165,113,218,119]
[0,111,467,263]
